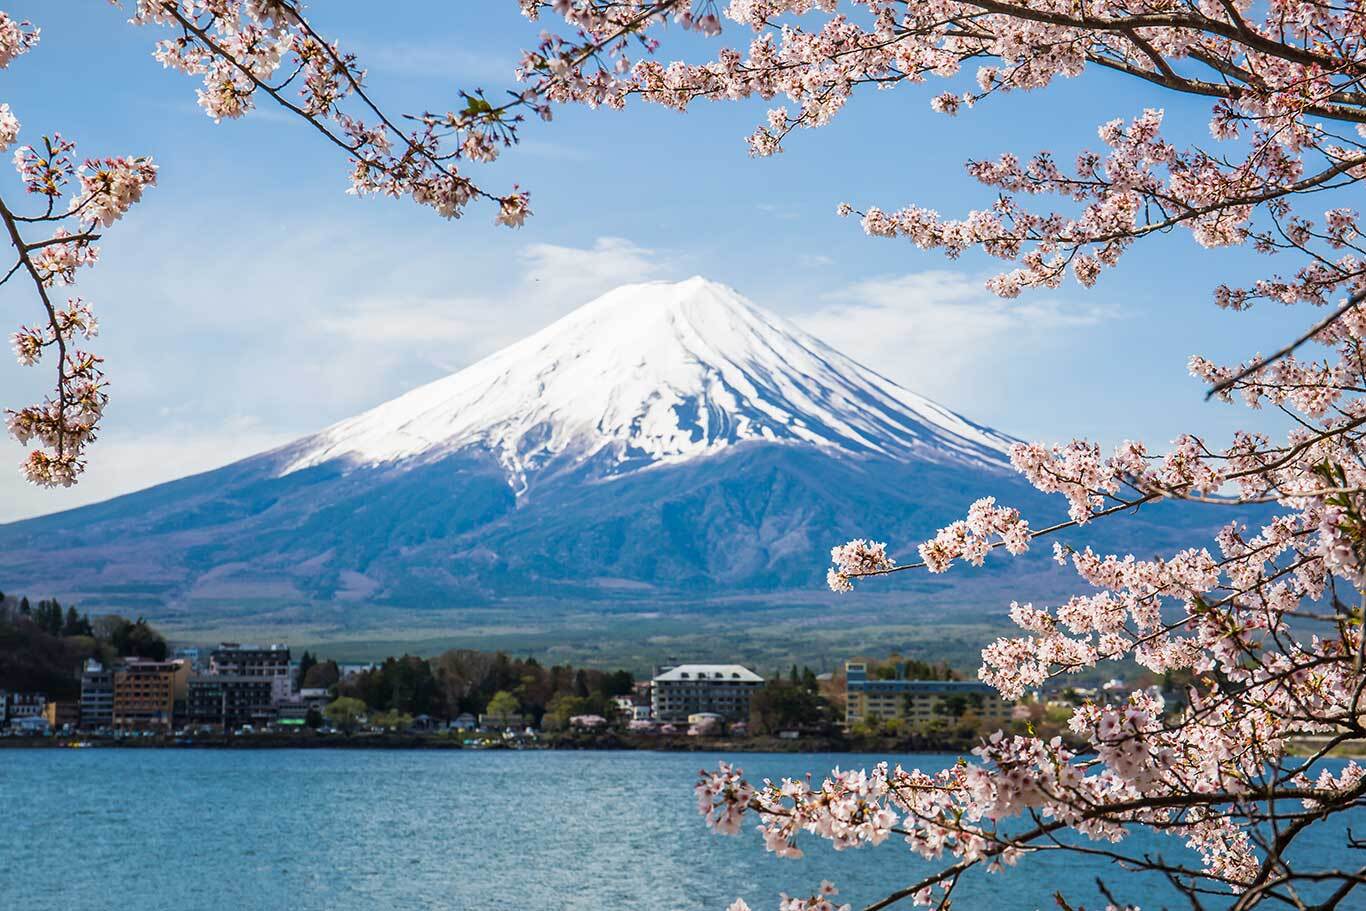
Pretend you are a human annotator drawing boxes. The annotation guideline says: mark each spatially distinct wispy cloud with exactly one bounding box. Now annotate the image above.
[315,236,670,358]
[353,41,519,85]
[794,270,1118,408]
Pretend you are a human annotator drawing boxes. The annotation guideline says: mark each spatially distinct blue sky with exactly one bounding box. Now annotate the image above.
[0,1,1317,521]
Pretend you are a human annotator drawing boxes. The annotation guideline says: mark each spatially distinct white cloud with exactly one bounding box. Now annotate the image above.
[314,236,670,360]
[793,270,1117,408]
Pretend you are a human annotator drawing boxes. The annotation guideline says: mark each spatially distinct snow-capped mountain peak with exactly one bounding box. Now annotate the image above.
[280,276,1014,490]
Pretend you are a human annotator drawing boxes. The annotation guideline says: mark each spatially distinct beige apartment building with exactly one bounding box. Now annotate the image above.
[844,661,1012,728]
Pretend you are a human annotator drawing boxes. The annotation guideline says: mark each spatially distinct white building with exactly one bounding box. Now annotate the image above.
[612,695,651,721]
[651,665,763,723]
[209,643,294,704]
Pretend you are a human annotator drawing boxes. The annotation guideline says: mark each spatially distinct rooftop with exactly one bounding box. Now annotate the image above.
[848,678,996,694]
[653,664,763,683]
[214,642,290,652]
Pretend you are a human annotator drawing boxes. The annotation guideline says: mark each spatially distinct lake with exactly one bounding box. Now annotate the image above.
[3,748,1358,910]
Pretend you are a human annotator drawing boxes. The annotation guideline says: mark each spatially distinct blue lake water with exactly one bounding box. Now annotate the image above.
[2,748,1359,910]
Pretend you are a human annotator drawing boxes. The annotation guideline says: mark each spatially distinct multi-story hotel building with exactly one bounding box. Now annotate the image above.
[651,664,764,723]
[844,661,1012,729]
[209,643,293,703]
[187,676,276,730]
[113,659,189,730]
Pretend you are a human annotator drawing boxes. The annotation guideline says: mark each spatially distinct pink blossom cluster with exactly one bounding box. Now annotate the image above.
[917,496,1030,573]
[825,538,894,592]
[0,103,18,150]
[0,11,37,68]
[695,761,755,835]
[726,881,850,911]
[70,157,159,227]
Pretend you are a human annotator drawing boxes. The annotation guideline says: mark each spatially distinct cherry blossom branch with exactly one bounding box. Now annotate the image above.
[1207,289,1366,400]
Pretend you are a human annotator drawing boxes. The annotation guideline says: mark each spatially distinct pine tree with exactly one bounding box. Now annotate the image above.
[296,651,317,688]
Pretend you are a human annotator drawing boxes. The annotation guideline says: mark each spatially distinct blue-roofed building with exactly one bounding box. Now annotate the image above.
[844,661,1012,729]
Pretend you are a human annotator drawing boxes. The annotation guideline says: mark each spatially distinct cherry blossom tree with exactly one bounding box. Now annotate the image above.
[8,1,1366,907]
[490,1,1366,909]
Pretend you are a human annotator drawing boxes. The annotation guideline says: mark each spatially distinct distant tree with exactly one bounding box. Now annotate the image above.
[296,651,317,689]
[370,709,413,732]
[61,606,88,637]
[323,697,366,735]
[18,597,29,615]
[304,707,323,730]
[485,690,520,723]
[599,669,634,698]
[0,601,92,698]
[31,599,63,636]
[108,617,168,661]
[302,660,340,690]
[541,693,593,732]
[749,680,834,737]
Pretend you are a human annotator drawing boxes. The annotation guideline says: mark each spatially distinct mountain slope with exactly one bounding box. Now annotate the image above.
[0,277,1217,631]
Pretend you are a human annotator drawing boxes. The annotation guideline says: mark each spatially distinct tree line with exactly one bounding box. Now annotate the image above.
[295,649,637,728]
[0,591,169,697]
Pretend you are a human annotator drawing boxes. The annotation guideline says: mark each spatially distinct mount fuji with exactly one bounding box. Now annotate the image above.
[0,277,1196,634]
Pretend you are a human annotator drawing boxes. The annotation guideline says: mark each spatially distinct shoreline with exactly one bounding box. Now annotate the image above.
[0,732,976,753]
[7,732,1361,757]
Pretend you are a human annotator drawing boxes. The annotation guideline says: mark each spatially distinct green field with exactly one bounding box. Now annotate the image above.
[154,597,1017,676]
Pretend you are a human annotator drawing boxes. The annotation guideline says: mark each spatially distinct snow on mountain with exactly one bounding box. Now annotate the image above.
[281,276,1014,491]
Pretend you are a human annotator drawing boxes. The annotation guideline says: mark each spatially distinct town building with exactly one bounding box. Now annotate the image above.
[173,646,205,671]
[187,676,276,730]
[11,714,50,735]
[478,711,526,729]
[613,695,651,722]
[113,659,189,731]
[298,687,331,711]
[844,661,1012,728]
[274,702,311,727]
[651,664,764,723]
[43,700,79,730]
[209,643,294,703]
[80,659,114,729]
[1,690,45,727]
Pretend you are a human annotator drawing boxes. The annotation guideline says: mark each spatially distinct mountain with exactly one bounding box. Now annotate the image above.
[0,277,1211,639]
[281,276,1016,487]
